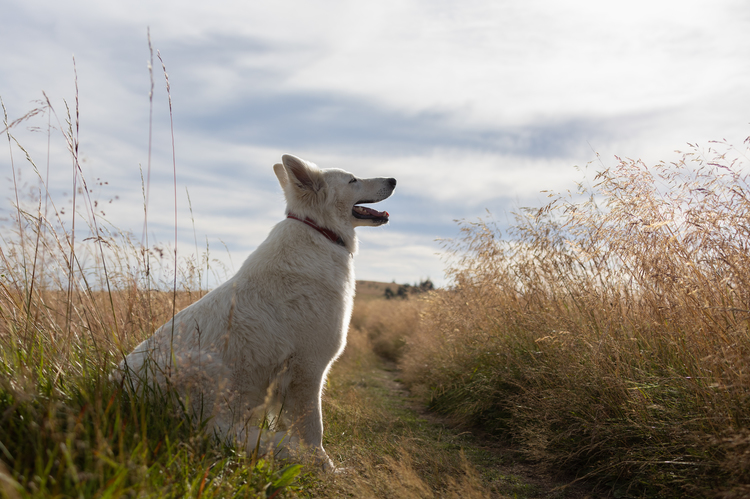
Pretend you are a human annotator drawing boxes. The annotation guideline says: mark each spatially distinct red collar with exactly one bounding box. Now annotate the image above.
[287,214,346,248]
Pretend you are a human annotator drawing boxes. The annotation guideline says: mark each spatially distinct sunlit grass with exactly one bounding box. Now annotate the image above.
[401,140,750,497]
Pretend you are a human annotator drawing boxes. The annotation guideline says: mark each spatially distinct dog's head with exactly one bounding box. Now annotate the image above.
[274,154,396,231]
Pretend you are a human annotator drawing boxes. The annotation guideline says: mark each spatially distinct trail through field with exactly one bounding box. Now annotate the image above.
[380,362,595,499]
[311,348,595,499]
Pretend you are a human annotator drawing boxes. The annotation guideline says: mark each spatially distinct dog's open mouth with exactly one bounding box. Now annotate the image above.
[352,205,389,223]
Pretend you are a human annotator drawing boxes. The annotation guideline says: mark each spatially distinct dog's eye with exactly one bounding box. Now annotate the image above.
[349,177,357,184]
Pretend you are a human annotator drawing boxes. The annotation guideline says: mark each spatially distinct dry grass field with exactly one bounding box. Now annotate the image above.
[400,143,750,498]
[355,280,400,300]
[3,85,750,497]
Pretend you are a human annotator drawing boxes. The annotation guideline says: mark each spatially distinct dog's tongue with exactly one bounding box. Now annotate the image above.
[354,206,389,218]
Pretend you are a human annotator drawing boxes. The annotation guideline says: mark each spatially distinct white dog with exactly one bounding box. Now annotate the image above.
[114,154,396,469]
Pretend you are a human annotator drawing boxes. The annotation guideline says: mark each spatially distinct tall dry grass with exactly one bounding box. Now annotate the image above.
[401,140,750,497]
[0,66,302,495]
[350,297,422,362]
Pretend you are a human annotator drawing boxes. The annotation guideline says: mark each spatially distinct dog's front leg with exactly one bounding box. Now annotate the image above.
[284,365,334,470]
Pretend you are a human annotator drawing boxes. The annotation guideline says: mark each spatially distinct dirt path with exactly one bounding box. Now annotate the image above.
[373,361,596,499]
[311,340,600,498]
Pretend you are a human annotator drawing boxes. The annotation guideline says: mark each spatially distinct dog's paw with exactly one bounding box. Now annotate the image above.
[331,465,351,475]
[318,453,338,473]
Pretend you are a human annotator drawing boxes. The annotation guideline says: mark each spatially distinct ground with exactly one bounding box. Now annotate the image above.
[301,332,597,499]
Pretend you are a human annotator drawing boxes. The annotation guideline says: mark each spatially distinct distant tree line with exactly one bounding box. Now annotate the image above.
[384,279,434,299]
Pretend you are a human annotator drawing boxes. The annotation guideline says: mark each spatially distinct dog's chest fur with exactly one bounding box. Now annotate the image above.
[228,221,354,363]
[162,220,354,381]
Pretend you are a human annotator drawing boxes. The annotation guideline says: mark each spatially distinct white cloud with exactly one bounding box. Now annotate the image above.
[356,230,447,286]
[2,0,750,287]
[290,1,750,126]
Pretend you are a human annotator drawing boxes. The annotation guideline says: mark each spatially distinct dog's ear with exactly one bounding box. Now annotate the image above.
[282,154,325,192]
[273,162,288,189]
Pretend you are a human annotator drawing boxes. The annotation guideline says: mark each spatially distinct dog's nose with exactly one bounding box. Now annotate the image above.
[388,178,397,188]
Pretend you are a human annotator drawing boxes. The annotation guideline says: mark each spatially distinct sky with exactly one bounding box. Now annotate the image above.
[1,0,749,287]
